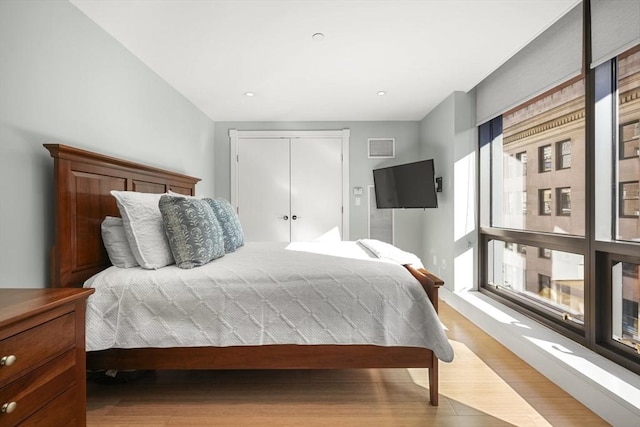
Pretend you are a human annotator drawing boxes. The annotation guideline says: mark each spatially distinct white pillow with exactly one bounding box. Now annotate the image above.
[101,216,139,268]
[110,190,174,269]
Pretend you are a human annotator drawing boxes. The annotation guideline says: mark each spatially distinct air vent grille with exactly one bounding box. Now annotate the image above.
[368,138,395,158]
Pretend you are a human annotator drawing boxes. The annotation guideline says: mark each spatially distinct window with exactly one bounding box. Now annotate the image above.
[481,75,586,356]
[588,46,640,371]
[620,181,639,218]
[539,145,552,172]
[539,189,551,215]
[557,140,571,169]
[481,24,639,375]
[487,240,584,324]
[620,121,639,160]
[615,51,640,243]
[539,247,552,259]
[611,260,640,353]
[538,274,551,292]
[488,83,584,236]
[557,187,571,216]
[516,151,527,175]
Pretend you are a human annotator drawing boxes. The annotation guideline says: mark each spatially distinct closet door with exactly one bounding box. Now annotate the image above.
[237,138,290,241]
[290,138,343,241]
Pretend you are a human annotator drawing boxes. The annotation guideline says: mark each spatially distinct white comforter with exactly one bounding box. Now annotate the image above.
[83,241,454,362]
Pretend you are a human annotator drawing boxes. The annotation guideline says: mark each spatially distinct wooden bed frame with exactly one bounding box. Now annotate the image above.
[45,143,445,406]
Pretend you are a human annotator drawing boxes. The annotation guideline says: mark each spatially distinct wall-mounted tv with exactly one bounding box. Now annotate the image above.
[373,159,438,209]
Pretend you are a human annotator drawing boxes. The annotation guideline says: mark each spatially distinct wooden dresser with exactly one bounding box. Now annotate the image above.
[0,288,94,426]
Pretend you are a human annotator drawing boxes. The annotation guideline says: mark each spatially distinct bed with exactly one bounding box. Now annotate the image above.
[44,143,453,406]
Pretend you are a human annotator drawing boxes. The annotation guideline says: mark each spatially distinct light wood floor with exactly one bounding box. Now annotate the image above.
[86,302,609,426]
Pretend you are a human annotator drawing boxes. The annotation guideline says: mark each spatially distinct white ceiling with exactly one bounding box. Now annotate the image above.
[69,0,581,122]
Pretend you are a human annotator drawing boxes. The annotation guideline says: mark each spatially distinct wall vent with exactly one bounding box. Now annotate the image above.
[368,138,395,158]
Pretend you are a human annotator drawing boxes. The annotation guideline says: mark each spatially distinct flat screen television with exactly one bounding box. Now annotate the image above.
[373,159,438,209]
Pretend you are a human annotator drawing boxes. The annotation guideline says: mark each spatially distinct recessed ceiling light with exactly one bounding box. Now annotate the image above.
[377,91,387,96]
[312,33,325,41]
[245,92,255,97]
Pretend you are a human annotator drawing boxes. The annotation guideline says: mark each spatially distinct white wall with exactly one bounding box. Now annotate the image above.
[213,121,424,255]
[419,91,477,291]
[0,0,216,289]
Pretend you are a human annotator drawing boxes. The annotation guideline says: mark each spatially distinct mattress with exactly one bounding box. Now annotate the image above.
[83,241,454,362]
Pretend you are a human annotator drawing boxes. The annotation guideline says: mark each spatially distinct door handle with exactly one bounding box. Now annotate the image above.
[283,215,289,221]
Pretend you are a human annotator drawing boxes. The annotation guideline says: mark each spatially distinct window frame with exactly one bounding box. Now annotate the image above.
[557,139,572,170]
[539,144,553,173]
[596,252,640,367]
[539,188,552,215]
[477,11,640,375]
[619,181,639,219]
[539,247,552,259]
[619,120,639,160]
[516,151,528,175]
[556,187,572,216]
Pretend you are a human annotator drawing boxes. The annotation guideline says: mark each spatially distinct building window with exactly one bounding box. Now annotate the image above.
[557,140,571,169]
[538,274,551,292]
[539,189,552,215]
[539,145,552,172]
[539,247,552,259]
[620,121,639,160]
[557,187,571,216]
[516,151,527,175]
[620,181,640,218]
[615,52,640,243]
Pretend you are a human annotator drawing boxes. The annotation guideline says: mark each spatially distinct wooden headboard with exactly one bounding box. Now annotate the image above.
[45,144,200,288]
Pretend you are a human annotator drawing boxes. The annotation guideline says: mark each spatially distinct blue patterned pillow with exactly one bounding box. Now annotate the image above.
[158,195,225,269]
[204,198,244,253]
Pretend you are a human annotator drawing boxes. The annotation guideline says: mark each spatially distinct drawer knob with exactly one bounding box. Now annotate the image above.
[0,355,16,366]
[1,402,17,414]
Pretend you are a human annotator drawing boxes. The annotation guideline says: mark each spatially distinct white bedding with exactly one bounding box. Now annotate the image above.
[83,241,454,362]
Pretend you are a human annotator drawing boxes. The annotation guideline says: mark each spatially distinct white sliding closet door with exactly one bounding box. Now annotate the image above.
[290,138,343,241]
[237,138,290,241]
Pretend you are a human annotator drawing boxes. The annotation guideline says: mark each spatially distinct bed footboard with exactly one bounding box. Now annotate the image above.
[403,264,443,313]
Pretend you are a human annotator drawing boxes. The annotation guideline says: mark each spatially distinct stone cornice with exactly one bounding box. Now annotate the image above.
[620,88,640,106]
[504,110,585,145]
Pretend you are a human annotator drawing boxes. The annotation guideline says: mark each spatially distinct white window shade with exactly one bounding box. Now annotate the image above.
[591,0,640,68]
[475,3,583,125]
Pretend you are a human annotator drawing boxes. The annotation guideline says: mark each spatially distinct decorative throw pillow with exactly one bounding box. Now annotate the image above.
[158,195,225,269]
[110,191,174,269]
[204,198,244,253]
[101,216,139,268]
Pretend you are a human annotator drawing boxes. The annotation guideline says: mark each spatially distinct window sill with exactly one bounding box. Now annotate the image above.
[440,288,640,426]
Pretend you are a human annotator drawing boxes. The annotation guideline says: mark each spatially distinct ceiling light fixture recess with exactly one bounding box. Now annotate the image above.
[312,32,325,41]
[245,92,255,97]
[377,91,386,96]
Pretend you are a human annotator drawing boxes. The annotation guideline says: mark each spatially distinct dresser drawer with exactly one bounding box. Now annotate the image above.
[17,385,77,427]
[0,350,76,426]
[0,313,75,386]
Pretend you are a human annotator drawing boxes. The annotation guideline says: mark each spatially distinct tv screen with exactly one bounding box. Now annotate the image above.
[373,159,438,209]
